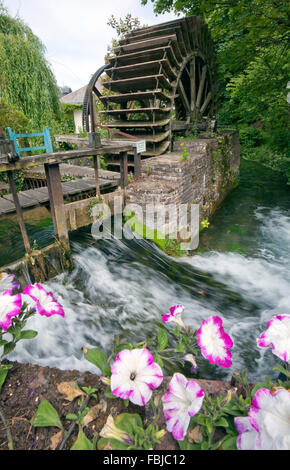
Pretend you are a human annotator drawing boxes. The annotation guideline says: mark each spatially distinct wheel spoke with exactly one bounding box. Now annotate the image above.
[196,65,207,111]
[177,79,190,116]
[190,56,196,114]
[200,91,212,115]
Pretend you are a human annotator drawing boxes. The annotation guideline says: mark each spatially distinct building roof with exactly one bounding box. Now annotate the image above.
[60,85,87,105]
[60,80,104,106]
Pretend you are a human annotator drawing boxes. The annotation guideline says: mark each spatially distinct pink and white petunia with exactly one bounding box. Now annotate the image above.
[23,284,65,318]
[110,348,163,406]
[257,314,290,363]
[196,315,233,368]
[0,289,22,331]
[0,272,19,293]
[162,373,204,441]
[235,388,290,450]
[162,305,186,329]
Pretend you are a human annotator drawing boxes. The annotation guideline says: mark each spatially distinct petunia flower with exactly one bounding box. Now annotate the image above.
[235,388,290,450]
[162,305,186,329]
[182,354,198,374]
[110,348,163,406]
[99,414,134,445]
[196,315,233,368]
[23,284,65,318]
[0,289,22,332]
[162,373,204,441]
[0,272,20,293]
[257,314,290,363]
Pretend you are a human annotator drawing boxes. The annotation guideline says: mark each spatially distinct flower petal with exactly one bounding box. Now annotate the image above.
[257,314,290,363]
[110,348,163,406]
[196,315,233,367]
[0,290,22,331]
[0,273,19,292]
[23,284,65,317]
[162,373,204,441]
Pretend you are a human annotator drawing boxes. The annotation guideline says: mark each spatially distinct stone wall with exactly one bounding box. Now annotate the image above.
[126,130,240,224]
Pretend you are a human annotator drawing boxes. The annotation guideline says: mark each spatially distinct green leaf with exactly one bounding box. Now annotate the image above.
[83,347,111,376]
[214,417,229,428]
[153,353,164,368]
[192,414,208,426]
[115,413,143,436]
[251,382,268,397]
[273,364,290,378]
[220,435,238,450]
[0,369,8,392]
[20,330,38,340]
[104,388,117,399]
[31,400,62,429]
[71,428,93,450]
[157,328,168,351]
[97,437,129,450]
[3,342,15,356]
[66,413,77,421]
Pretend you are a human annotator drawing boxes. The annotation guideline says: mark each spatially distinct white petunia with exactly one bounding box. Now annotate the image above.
[235,388,290,450]
[162,373,204,441]
[110,348,163,406]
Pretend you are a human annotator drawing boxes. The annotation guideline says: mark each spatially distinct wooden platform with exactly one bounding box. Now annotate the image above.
[0,176,118,216]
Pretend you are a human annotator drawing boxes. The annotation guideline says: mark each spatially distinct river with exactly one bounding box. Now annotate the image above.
[1,159,289,382]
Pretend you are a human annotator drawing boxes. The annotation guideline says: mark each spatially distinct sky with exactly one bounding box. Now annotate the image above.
[4,0,178,91]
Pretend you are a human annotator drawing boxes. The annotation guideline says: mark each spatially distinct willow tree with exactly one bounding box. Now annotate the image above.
[0,2,61,131]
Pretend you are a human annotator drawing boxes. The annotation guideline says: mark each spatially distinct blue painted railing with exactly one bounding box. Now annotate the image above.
[6,126,53,157]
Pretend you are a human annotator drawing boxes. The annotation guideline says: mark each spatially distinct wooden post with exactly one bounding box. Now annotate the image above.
[120,151,128,189]
[93,155,101,198]
[44,163,70,249]
[7,171,31,253]
[134,147,141,178]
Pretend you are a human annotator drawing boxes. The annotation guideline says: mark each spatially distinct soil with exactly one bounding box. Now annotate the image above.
[0,361,236,450]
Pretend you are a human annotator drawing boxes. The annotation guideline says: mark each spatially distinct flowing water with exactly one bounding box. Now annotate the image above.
[1,159,289,382]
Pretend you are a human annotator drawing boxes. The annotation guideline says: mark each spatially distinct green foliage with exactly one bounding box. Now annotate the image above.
[31,400,63,429]
[83,347,111,376]
[0,98,30,133]
[71,428,95,450]
[0,4,61,130]
[98,413,165,450]
[0,304,38,360]
[106,14,146,62]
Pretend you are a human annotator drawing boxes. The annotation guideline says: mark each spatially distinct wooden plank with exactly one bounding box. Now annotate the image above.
[103,74,172,92]
[114,34,177,54]
[119,26,181,46]
[109,45,179,70]
[99,90,171,104]
[0,197,19,215]
[105,118,170,128]
[109,131,170,143]
[106,59,176,81]
[0,145,134,172]
[3,192,40,208]
[100,107,171,116]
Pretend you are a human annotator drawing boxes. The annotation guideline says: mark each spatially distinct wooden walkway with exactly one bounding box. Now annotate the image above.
[0,168,119,216]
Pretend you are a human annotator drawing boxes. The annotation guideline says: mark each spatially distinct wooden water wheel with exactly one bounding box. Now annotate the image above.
[84,15,217,159]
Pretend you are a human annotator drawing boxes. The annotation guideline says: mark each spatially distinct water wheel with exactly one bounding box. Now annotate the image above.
[84,15,217,160]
